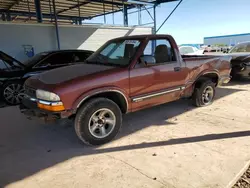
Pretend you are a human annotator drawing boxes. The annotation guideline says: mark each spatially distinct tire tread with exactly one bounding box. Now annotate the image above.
[74,97,122,146]
[192,79,215,107]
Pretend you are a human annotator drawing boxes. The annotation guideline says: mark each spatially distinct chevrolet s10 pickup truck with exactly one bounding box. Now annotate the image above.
[20,35,232,145]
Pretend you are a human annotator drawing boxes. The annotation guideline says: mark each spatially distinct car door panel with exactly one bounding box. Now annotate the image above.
[130,63,188,112]
[129,38,189,112]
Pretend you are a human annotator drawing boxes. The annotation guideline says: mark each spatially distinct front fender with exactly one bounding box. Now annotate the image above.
[72,86,130,112]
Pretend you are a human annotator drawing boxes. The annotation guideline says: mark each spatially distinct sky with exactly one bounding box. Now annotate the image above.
[83,0,250,45]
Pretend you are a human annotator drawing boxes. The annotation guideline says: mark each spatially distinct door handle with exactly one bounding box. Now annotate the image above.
[174,67,181,72]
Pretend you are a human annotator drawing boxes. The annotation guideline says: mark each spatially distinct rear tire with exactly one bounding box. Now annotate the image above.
[74,98,122,146]
[192,80,216,107]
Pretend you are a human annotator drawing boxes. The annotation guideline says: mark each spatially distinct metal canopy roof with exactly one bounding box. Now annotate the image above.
[0,0,177,24]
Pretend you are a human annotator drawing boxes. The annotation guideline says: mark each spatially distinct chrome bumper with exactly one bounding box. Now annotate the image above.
[218,75,231,85]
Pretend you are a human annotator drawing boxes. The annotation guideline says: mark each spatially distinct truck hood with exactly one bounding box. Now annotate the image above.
[37,63,115,84]
[0,51,25,69]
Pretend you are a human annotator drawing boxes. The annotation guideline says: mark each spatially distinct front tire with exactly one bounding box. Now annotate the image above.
[74,98,122,146]
[2,82,25,105]
[192,80,216,107]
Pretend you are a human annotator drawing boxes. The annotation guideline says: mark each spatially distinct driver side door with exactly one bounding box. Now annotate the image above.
[129,38,188,112]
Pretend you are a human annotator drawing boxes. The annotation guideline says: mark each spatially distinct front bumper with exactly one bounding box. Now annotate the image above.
[218,75,231,85]
[20,97,74,122]
[232,65,250,78]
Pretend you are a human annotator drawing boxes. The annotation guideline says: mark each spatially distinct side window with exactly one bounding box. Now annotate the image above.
[36,52,73,67]
[0,59,8,71]
[100,43,116,56]
[143,39,176,64]
[100,41,140,60]
[109,44,125,59]
[74,52,92,62]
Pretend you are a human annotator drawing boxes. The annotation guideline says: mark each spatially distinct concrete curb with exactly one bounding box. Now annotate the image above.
[227,160,250,188]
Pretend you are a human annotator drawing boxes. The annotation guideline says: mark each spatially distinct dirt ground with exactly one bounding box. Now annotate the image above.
[0,80,250,188]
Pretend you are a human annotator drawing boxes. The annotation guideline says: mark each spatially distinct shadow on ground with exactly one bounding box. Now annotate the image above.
[0,101,6,108]
[0,87,248,187]
[227,79,250,86]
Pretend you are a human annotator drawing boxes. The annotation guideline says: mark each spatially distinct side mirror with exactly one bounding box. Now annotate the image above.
[140,55,156,66]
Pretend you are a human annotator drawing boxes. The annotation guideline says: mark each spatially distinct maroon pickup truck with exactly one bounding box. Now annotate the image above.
[20,34,232,145]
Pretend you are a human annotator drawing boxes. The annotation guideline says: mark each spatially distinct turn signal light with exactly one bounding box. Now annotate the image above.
[37,103,65,112]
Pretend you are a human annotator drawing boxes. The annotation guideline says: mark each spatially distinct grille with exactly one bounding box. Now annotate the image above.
[24,85,36,98]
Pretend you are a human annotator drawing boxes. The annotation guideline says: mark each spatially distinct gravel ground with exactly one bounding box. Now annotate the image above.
[233,165,250,188]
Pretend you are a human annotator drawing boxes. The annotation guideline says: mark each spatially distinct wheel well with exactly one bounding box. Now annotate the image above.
[195,73,219,88]
[78,91,128,114]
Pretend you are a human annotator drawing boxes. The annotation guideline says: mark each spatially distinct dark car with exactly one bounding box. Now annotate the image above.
[0,49,93,105]
[227,42,250,79]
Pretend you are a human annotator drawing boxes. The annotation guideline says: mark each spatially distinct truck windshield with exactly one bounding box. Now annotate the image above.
[86,39,141,67]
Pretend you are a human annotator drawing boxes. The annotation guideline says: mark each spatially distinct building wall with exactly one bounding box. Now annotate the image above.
[204,34,250,46]
[0,22,152,61]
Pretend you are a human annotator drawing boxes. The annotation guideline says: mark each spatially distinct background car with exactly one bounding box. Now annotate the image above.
[179,45,205,55]
[226,41,250,79]
[0,49,93,105]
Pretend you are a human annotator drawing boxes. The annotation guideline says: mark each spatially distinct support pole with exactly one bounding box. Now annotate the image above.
[6,12,11,21]
[112,0,114,24]
[138,6,141,25]
[1,13,6,21]
[34,0,43,23]
[48,0,53,22]
[103,0,106,24]
[128,7,153,15]
[143,6,154,21]
[78,0,82,25]
[153,5,156,34]
[123,4,128,26]
[52,0,60,49]
[156,0,183,33]
[27,0,31,21]
[152,5,156,53]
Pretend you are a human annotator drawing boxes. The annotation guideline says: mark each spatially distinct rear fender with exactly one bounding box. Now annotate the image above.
[182,71,219,98]
[196,70,219,84]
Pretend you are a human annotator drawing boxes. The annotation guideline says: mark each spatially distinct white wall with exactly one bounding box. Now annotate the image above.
[0,22,152,61]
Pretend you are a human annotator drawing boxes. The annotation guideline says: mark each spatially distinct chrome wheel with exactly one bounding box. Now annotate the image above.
[88,108,116,139]
[202,86,214,104]
[3,83,25,105]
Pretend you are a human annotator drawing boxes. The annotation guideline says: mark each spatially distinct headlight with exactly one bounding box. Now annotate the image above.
[36,89,60,101]
[244,62,250,66]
